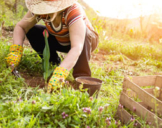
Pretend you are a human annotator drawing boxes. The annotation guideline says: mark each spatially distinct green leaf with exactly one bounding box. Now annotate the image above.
[68,116,71,123]
[81,114,87,118]
[42,106,53,110]
[69,124,79,128]
[55,119,58,123]
[72,116,81,124]
[58,122,66,128]
[42,58,45,73]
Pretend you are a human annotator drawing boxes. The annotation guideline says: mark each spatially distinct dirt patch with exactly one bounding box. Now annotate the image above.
[20,71,46,88]
[19,71,75,89]
[2,30,13,38]
[91,51,107,65]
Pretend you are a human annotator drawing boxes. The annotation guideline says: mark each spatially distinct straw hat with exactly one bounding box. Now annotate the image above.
[25,0,77,15]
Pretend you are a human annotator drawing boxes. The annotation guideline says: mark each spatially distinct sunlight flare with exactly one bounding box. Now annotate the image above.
[83,0,162,19]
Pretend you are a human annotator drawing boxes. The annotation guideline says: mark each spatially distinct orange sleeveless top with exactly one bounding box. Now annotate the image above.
[45,2,93,46]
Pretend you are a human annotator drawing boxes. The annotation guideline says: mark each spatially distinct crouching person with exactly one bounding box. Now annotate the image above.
[5,0,99,92]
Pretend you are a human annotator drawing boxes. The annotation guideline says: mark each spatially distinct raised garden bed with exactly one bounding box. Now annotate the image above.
[116,75,162,127]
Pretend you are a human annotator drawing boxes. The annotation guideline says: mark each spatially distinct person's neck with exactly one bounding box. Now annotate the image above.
[53,12,62,27]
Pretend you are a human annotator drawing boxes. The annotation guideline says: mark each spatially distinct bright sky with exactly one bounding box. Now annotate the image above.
[83,0,162,19]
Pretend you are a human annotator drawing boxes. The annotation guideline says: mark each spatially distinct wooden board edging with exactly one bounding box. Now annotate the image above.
[123,77,162,114]
[120,92,162,127]
[132,76,157,87]
[155,76,162,100]
[116,107,141,128]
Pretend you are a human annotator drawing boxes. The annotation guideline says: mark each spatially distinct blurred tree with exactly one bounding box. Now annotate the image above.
[0,0,26,29]
[146,16,162,43]
[4,0,16,13]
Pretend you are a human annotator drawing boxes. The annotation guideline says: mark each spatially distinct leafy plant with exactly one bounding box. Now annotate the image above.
[42,29,53,83]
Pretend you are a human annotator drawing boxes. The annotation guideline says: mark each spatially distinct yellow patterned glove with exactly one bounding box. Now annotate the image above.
[5,44,23,71]
[47,67,69,92]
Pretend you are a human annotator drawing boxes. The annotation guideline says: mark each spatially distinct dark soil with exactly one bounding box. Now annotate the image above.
[20,71,46,88]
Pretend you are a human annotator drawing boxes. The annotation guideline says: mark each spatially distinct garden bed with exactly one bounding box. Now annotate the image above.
[116,75,162,127]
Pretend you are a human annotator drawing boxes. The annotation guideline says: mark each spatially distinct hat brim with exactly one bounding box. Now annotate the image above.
[26,0,76,15]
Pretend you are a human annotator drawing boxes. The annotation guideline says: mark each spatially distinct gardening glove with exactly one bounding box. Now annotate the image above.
[47,67,69,92]
[5,44,23,71]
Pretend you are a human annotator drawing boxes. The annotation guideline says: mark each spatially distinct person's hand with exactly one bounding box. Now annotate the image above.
[47,67,69,93]
[5,44,23,71]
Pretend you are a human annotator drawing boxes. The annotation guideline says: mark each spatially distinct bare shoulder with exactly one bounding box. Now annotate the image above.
[69,19,86,33]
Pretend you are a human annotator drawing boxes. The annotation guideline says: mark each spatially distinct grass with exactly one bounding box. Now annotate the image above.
[0,39,121,127]
[1,32,162,127]
[98,37,162,61]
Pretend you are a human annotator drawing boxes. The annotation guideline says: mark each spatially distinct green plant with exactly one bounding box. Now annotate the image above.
[19,49,42,74]
[42,30,53,83]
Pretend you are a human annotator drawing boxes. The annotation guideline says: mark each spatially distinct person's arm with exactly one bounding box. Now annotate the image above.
[47,18,86,92]
[13,11,37,46]
[5,11,37,70]
[59,19,86,71]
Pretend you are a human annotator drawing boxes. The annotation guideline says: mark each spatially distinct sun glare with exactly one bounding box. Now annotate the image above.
[83,0,162,19]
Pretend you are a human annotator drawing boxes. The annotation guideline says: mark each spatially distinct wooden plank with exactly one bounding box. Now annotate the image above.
[116,107,141,128]
[138,102,153,113]
[155,76,162,100]
[160,94,162,101]
[123,77,162,115]
[126,89,154,98]
[145,88,154,95]
[131,76,156,87]
[155,76,162,88]
[120,92,162,127]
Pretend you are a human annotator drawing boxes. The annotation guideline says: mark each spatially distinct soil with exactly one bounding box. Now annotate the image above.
[20,71,46,88]
[91,51,107,66]
[77,79,101,85]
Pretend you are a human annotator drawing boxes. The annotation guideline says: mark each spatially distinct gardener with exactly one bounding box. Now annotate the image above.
[5,0,99,91]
